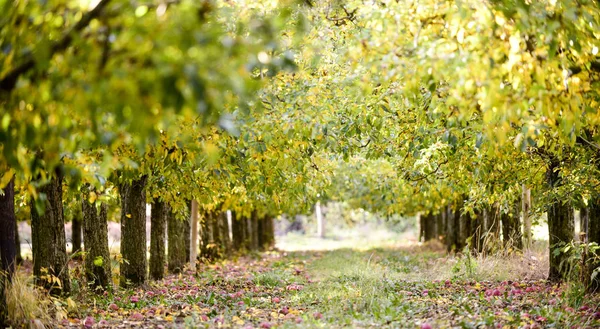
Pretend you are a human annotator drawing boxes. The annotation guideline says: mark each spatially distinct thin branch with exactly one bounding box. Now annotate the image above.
[0,0,112,92]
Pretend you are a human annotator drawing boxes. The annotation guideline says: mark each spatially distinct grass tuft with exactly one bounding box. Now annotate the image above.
[5,273,53,327]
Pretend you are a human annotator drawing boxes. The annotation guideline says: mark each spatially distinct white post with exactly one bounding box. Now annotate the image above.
[190,200,198,272]
[226,210,233,241]
[316,201,325,238]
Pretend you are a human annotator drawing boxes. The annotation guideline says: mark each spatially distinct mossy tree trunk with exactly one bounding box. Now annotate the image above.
[0,178,16,278]
[82,185,111,290]
[168,210,187,273]
[71,208,83,257]
[546,161,575,282]
[0,177,16,325]
[119,176,148,287]
[31,173,70,295]
[150,201,167,280]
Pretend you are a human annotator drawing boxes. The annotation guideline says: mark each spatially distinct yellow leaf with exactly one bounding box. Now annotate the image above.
[88,191,97,203]
[126,213,132,218]
[66,297,77,313]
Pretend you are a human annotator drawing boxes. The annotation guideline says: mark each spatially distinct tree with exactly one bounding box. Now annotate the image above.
[81,185,111,290]
[149,201,167,280]
[0,177,16,326]
[119,175,148,287]
[30,171,70,295]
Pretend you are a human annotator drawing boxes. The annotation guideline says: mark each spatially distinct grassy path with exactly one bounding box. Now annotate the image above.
[38,242,600,328]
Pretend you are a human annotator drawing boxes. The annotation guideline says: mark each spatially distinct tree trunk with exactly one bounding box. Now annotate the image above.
[0,178,16,325]
[316,201,325,238]
[265,216,275,249]
[501,206,523,251]
[168,210,187,273]
[258,217,266,250]
[218,211,231,257]
[436,212,444,241]
[189,200,198,271]
[446,205,459,252]
[149,201,167,280]
[250,213,260,251]
[522,185,532,248]
[546,162,575,282]
[231,212,244,252]
[0,178,16,279]
[440,208,448,245]
[82,185,111,290]
[184,201,191,265]
[15,220,22,265]
[71,211,83,257]
[200,211,220,261]
[418,214,424,242]
[119,176,147,287]
[421,213,437,242]
[471,208,483,253]
[31,173,70,295]
[588,199,600,292]
[211,210,223,258]
[240,215,249,250]
[458,209,470,251]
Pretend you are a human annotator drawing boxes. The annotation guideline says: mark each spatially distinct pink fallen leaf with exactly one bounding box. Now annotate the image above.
[108,303,119,311]
[421,323,432,329]
[260,322,272,328]
[84,316,94,328]
[130,312,144,321]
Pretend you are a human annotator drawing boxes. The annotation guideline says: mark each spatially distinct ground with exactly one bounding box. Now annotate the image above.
[8,230,600,328]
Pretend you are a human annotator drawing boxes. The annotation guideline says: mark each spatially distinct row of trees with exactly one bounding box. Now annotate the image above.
[3,0,600,325]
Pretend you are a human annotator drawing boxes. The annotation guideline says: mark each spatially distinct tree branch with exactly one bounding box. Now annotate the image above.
[0,0,112,92]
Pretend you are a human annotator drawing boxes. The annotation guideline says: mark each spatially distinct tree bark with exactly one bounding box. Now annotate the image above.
[0,178,16,325]
[71,206,83,257]
[168,210,187,273]
[231,212,244,252]
[15,219,22,265]
[31,173,70,295]
[446,205,459,252]
[119,176,147,287]
[458,209,470,251]
[189,200,198,270]
[149,201,167,280]
[501,203,523,251]
[522,185,532,248]
[0,178,16,279]
[264,216,275,249]
[184,201,191,265]
[82,185,111,290]
[218,211,231,257]
[546,162,575,281]
[250,213,260,251]
[258,217,266,250]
